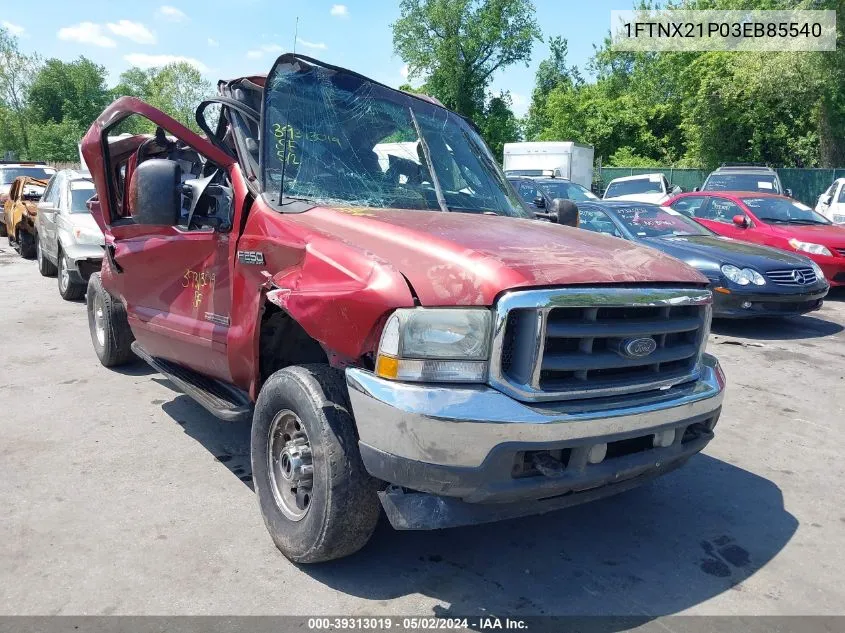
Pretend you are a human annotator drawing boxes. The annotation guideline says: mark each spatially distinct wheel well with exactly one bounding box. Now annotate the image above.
[259,303,328,386]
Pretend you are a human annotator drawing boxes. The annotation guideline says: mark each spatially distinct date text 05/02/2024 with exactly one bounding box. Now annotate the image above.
[306,617,528,630]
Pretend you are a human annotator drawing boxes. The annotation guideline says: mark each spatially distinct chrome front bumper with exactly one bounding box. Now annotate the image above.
[346,353,724,469]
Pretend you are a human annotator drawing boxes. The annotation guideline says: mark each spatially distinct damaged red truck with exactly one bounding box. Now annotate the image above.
[81,54,725,563]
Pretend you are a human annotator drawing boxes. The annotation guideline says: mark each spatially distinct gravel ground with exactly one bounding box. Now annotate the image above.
[1,242,843,619]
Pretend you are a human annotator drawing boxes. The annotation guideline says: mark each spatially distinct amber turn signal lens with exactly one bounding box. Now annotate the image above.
[375,354,399,379]
[714,287,731,294]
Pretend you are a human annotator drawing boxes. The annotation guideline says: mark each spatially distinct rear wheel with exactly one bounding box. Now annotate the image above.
[252,364,380,563]
[87,273,135,367]
[0,221,7,237]
[19,230,36,259]
[58,250,86,300]
[37,236,57,277]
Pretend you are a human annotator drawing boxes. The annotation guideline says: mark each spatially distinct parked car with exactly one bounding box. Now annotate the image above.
[667,191,845,286]
[577,201,828,318]
[2,176,47,258]
[815,177,845,224]
[602,173,680,204]
[0,161,56,232]
[34,170,103,300]
[698,164,790,196]
[80,54,724,563]
[508,175,598,209]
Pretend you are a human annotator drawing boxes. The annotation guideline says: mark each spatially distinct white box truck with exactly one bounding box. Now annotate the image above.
[503,142,595,189]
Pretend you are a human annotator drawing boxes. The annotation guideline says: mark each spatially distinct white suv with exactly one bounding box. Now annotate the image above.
[815,178,845,224]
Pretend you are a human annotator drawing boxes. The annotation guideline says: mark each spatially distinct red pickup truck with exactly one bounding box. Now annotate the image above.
[81,54,725,563]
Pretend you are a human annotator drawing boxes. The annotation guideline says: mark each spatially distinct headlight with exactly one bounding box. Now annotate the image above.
[73,227,103,245]
[788,238,832,257]
[375,308,492,383]
[721,264,765,286]
[810,261,825,281]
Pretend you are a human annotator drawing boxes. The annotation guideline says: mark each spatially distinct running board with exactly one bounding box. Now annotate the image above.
[131,342,253,423]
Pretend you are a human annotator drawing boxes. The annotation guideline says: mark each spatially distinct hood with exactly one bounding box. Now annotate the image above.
[283,206,708,306]
[68,212,105,237]
[642,234,816,272]
[766,222,845,247]
[605,193,668,204]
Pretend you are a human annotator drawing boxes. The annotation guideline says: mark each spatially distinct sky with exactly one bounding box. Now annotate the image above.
[1,0,627,117]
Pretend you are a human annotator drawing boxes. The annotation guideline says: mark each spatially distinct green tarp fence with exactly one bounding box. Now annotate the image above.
[596,167,845,207]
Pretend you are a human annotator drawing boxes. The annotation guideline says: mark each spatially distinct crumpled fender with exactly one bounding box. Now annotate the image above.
[263,236,416,366]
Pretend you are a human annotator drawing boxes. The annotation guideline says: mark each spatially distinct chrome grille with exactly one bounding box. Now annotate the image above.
[765,267,817,286]
[835,247,845,257]
[490,288,711,402]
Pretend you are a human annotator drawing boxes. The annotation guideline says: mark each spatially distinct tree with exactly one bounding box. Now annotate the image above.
[113,67,154,101]
[392,0,540,121]
[27,119,86,163]
[0,26,40,156]
[529,0,845,168]
[479,92,521,161]
[146,63,211,133]
[28,57,111,127]
[113,63,211,134]
[524,36,582,140]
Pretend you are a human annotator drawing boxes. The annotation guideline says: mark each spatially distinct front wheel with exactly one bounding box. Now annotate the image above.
[58,251,86,300]
[86,273,135,367]
[251,364,380,563]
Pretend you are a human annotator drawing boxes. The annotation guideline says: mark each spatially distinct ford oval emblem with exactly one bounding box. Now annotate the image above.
[622,337,658,358]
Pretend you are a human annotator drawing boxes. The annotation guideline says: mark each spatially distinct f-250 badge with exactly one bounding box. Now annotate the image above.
[238,251,265,265]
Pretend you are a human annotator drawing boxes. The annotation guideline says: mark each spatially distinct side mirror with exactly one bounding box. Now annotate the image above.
[692,186,700,192]
[821,194,833,206]
[130,159,182,226]
[732,214,750,229]
[784,188,793,197]
[533,195,545,208]
[550,198,579,227]
[671,185,682,194]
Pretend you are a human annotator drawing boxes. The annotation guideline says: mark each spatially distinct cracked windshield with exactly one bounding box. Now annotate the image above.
[262,59,530,218]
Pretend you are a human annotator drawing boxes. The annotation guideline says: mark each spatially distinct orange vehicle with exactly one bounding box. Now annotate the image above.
[2,176,47,258]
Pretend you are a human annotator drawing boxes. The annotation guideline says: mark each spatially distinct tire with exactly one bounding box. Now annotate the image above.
[37,236,57,277]
[57,250,86,300]
[252,364,380,563]
[19,230,36,259]
[0,222,7,238]
[86,272,135,367]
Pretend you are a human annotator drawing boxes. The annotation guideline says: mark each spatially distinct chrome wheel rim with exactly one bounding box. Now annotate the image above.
[93,294,105,346]
[268,409,313,521]
[59,257,69,292]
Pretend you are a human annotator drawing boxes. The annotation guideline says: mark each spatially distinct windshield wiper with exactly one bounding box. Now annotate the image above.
[784,219,828,225]
[757,216,791,223]
[408,107,449,213]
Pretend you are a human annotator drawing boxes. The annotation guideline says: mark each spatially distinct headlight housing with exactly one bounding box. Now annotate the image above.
[73,227,103,245]
[721,264,765,286]
[809,260,825,281]
[788,238,832,257]
[375,308,492,382]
